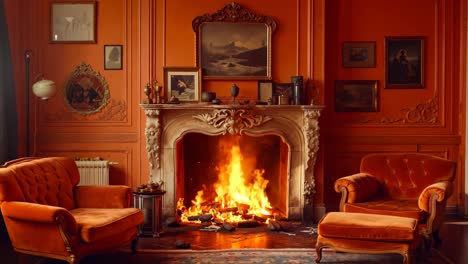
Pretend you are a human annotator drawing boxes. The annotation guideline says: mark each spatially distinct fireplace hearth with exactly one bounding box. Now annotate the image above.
[141,104,323,221]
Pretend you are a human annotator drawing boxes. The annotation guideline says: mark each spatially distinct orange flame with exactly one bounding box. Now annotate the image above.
[177,141,273,223]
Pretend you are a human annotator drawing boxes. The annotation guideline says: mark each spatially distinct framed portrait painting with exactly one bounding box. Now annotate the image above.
[192,2,277,80]
[163,67,201,103]
[50,2,96,43]
[342,41,375,68]
[104,45,123,70]
[335,80,378,112]
[385,37,424,88]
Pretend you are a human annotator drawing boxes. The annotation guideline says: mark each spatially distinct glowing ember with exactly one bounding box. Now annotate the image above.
[177,142,273,224]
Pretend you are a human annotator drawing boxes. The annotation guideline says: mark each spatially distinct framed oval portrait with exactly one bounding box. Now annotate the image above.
[64,63,109,115]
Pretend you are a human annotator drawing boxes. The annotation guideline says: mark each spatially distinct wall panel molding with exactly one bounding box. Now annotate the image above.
[38,132,138,144]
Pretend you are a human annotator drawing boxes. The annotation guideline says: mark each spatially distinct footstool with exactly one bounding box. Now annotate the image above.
[315,212,421,264]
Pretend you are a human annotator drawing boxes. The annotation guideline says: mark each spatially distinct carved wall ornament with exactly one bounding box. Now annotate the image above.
[303,109,321,171]
[192,2,277,32]
[145,110,161,169]
[347,96,439,125]
[193,109,272,135]
[45,99,126,122]
[63,63,110,115]
[303,180,316,205]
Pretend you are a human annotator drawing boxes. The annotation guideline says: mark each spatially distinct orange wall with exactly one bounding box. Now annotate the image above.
[4,0,466,215]
[324,0,465,213]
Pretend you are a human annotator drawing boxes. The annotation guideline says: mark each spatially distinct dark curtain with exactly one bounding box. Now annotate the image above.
[0,0,18,164]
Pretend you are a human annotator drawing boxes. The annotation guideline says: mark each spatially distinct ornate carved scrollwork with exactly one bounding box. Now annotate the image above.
[303,180,315,205]
[144,110,161,169]
[304,109,320,171]
[353,96,439,125]
[193,109,272,135]
[192,2,277,32]
[303,109,321,199]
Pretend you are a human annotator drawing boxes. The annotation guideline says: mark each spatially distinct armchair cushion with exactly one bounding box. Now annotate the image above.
[71,208,142,243]
[343,199,425,221]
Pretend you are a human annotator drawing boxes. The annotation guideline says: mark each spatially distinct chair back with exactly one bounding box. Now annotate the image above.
[0,157,80,210]
[360,153,456,199]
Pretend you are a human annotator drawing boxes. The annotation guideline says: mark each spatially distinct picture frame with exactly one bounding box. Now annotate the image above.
[274,83,293,98]
[104,45,123,70]
[258,80,274,103]
[192,2,276,80]
[335,80,378,112]
[385,36,424,88]
[50,2,96,43]
[64,63,110,115]
[163,67,201,103]
[342,41,376,68]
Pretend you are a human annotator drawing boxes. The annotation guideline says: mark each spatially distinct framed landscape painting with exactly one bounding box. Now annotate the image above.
[335,80,378,112]
[342,41,375,68]
[192,2,277,80]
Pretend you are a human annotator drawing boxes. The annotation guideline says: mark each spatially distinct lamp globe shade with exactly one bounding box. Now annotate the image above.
[32,79,56,100]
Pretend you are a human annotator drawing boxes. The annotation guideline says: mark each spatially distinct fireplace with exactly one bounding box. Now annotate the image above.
[141,104,323,221]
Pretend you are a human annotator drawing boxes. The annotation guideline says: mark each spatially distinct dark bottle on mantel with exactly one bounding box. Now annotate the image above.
[291,76,303,105]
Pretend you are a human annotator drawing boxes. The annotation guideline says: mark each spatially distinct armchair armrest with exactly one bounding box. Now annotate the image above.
[334,173,381,211]
[1,201,79,253]
[74,185,132,208]
[418,181,453,212]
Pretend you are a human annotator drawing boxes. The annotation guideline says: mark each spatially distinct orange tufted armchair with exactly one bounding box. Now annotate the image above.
[334,153,456,247]
[0,157,144,263]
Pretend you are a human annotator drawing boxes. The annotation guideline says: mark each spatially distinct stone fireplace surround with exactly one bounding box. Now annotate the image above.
[141,104,323,221]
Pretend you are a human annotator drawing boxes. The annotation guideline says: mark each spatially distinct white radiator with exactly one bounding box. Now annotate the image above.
[75,160,113,185]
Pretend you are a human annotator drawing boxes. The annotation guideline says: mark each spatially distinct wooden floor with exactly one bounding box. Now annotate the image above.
[1,216,467,264]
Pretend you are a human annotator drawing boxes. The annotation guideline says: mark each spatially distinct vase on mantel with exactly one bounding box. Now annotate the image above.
[230,83,240,105]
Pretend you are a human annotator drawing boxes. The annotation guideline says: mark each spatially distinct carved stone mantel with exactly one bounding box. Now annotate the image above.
[140,103,323,220]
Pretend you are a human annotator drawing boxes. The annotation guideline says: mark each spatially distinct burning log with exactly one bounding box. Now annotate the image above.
[187,215,200,221]
[237,203,250,213]
[253,215,268,222]
[199,214,213,222]
[218,207,238,213]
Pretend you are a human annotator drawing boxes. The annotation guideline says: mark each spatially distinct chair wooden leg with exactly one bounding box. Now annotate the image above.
[432,230,442,248]
[131,237,139,254]
[315,243,323,263]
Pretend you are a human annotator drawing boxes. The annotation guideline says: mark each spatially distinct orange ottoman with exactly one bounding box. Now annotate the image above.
[316,212,421,264]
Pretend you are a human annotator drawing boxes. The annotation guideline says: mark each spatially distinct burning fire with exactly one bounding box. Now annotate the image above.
[177,142,273,224]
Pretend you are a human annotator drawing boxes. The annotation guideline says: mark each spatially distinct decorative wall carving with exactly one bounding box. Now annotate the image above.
[45,99,127,122]
[192,2,277,32]
[144,109,161,172]
[303,109,321,171]
[193,109,272,135]
[348,96,439,125]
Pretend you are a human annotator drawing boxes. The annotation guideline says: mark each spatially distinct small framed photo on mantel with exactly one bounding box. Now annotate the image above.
[163,67,201,103]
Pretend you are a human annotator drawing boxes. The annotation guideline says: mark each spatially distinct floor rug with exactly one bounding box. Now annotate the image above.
[76,248,452,264]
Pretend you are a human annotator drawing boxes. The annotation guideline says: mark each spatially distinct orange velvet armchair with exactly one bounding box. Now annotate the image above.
[334,153,456,247]
[0,157,144,264]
